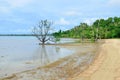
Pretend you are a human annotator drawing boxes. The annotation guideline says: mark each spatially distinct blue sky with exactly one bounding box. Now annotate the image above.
[0,0,120,34]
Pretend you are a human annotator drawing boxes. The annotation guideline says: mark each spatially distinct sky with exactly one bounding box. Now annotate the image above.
[0,0,120,34]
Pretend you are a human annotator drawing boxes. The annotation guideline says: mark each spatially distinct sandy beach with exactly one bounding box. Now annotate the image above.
[70,39,120,80]
[1,39,120,80]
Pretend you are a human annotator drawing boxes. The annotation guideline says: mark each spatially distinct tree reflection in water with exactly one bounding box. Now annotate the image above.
[33,45,60,66]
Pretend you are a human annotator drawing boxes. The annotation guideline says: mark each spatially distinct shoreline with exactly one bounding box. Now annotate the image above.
[70,39,120,80]
[69,40,106,80]
[0,41,104,80]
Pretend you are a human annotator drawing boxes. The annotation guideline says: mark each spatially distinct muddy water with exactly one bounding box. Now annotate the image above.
[0,37,76,78]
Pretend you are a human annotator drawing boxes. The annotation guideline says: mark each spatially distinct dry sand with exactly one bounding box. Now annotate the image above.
[70,39,120,80]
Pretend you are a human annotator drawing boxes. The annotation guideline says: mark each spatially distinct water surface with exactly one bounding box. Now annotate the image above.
[0,36,75,77]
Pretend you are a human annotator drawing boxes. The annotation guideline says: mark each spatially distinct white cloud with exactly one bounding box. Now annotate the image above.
[83,18,98,25]
[83,17,109,25]
[5,0,34,8]
[0,0,34,14]
[55,18,70,25]
[108,0,120,6]
[63,11,82,16]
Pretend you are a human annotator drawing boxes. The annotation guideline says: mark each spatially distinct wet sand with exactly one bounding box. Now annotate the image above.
[70,39,120,80]
[0,41,102,80]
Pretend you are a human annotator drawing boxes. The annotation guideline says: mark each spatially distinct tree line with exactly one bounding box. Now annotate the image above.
[53,17,120,41]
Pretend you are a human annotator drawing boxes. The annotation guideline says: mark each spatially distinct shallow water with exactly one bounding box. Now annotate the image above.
[0,36,75,77]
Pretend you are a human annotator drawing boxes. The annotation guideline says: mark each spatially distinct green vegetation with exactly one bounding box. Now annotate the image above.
[53,17,120,41]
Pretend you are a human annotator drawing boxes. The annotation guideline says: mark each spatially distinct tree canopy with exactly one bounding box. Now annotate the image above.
[53,17,120,41]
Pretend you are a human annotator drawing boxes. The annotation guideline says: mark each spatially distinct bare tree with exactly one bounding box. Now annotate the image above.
[32,20,54,45]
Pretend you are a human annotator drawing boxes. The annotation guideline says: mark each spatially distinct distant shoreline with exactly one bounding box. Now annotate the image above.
[0,34,52,36]
[0,34,34,36]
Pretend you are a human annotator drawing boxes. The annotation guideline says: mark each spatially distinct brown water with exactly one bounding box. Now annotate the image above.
[0,36,75,78]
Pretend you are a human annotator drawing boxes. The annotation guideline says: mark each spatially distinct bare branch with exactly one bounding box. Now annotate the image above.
[32,20,54,45]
